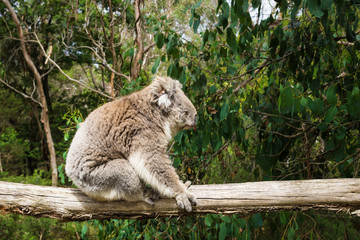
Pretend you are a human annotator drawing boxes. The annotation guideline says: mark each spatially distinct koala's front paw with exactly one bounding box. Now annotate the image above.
[175,192,197,212]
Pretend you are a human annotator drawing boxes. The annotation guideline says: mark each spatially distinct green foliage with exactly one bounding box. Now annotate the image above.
[0,127,30,174]
[0,214,97,240]
[0,89,26,130]
[164,0,360,181]
[76,212,360,239]
[86,215,259,240]
[58,108,84,185]
[0,170,51,186]
[61,108,84,143]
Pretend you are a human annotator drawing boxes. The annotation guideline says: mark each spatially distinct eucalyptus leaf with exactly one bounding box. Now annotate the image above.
[325,106,338,123]
[326,85,337,106]
[307,0,324,18]
[205,214,213,226]
[219,223,227,240]
[152,57,161,74]
[220,101,229,122]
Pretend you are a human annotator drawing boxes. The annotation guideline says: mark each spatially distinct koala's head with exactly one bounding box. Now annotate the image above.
[150,76,198,132]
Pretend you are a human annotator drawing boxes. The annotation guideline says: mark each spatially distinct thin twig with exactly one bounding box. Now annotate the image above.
[64,44,130,81]
[233,51,294,92]
[0,78,42,106]
[32,32,114,100]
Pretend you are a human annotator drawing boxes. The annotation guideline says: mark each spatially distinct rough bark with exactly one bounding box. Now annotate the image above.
[131,0,144,79]
[2,0,58,186]
[1,179,360,221]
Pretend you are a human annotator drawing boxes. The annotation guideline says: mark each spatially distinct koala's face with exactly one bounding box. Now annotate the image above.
[152,77,197,131]
[170,87,198,130]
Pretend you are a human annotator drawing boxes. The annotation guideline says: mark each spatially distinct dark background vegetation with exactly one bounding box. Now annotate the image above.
[1,0,360,239]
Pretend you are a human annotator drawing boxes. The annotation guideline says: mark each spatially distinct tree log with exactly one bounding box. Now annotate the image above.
[1,179,360,221]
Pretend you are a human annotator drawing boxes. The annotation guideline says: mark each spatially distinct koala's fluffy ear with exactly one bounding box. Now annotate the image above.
[150,76,180,110]
[157,87,172,109]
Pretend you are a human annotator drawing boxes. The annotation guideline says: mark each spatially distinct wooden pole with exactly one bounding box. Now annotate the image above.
[1,179,360,221]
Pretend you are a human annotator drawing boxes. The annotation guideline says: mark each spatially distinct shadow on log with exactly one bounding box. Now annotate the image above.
[1,179,360,221]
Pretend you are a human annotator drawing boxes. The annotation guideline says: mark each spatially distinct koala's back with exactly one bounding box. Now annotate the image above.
[65,95,143,182]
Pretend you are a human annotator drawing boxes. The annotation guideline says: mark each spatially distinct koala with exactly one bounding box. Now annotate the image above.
[65,76,198,211]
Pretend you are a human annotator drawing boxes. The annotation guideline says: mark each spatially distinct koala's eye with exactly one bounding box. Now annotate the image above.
[184,110,189,116]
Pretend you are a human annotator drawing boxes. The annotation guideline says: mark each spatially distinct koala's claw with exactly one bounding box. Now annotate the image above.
[143,188,159,206]
[184,181,192,188]
[190,195,197,206]
[176,192,197,212]
[144,198,155,206]
[179,180,192,189]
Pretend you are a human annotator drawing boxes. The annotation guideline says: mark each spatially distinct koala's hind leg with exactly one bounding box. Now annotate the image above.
[81,158,158,205]
[128,152,197,212]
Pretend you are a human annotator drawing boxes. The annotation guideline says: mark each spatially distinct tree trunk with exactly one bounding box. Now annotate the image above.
[131,0,144,79]
[1,179,360,221]
[3,0,58,186]
[109,0,117,96]
[41,72,52,112]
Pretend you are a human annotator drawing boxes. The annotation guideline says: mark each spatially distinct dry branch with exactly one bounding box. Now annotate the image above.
[1,179,360,221]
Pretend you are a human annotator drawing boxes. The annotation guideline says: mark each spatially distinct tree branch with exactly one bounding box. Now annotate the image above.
[144,43,156,54]
[61,40,130,82]
[32,33,115,100]
[1,179,360,221]
[232,51,294,93]
[0,78,42,106]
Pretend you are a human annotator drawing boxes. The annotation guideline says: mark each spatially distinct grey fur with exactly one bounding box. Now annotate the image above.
[65,76,197,211]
